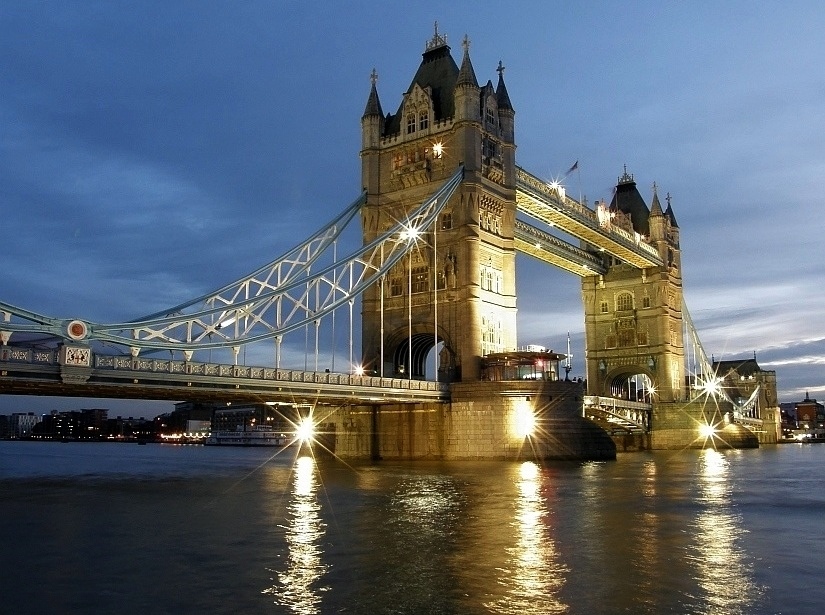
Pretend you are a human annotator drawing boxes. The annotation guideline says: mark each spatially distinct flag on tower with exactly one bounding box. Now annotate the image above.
[565,160,579,176]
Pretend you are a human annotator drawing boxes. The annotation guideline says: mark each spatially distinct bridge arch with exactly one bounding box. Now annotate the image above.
[386,326,457,382]
[601,365,656,403]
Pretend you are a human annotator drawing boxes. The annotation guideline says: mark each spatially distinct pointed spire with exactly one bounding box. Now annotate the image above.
[650,181,664,216]
[362,68,383,118]
[455,34,478,88]
[495,60,513,111]
[664,192,679,228]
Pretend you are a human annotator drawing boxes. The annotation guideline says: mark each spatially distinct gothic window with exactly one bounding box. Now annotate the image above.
[618,329,636,347]
[411,266,429,293]
[482,137,498,160]
[390,277,402,297]
[435,271,446,290]
[419,111,429,131]
[480,263,502,293]
[485,107,497,130]
[481,316,502,355]
[440,212,452,230]
[600,300,609,314]
[392,152,404,170]
[642,296,651,308]
[406,149,416,164]
[616,292,634,311]
[407,114,416,134]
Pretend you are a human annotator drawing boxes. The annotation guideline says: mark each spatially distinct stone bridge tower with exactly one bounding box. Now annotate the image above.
[581,171,686,403]
[360,28,517,382]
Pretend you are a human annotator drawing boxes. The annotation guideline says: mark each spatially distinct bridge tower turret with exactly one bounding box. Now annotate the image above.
[582,172,686,403]
[359,28,518,382]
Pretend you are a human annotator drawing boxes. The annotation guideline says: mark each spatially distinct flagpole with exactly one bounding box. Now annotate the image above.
[577,164,582,205]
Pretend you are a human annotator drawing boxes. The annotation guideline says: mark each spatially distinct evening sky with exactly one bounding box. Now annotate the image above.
[1,1,823,417]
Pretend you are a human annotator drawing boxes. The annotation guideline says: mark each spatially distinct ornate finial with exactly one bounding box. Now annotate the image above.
[666,192,672,207]
[652,181,658,195]
[426,21,448,51]
[462,34,470,54]
[370,68,378,87]
[497,60,505,77]
[618,164,634,184]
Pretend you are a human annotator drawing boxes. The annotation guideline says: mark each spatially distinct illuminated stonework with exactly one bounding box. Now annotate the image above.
[360,30,516,382]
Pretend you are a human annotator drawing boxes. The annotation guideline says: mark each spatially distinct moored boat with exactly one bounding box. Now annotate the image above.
[205,425,289,447]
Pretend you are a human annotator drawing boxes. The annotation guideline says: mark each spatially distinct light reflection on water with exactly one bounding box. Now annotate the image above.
[262,455,328,614]
[485,461,569,614]
[3,443,824,614]
[689,449,764,614]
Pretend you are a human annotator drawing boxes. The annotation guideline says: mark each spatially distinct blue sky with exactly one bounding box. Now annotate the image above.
[2,1,823,418]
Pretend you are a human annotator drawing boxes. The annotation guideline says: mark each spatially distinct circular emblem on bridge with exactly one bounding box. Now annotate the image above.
[67,320,88,340]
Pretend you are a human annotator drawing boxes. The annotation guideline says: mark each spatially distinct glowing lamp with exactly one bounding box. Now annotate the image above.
[514,402,535,438]
[296,417,315,442]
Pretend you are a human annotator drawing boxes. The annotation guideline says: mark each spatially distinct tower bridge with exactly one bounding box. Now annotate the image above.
[0,28,781,458]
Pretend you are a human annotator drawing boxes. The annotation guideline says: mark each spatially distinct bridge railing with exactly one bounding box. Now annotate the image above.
[0,347,447,393]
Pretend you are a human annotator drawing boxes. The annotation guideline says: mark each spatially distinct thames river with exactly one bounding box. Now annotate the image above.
[2,440,823,614]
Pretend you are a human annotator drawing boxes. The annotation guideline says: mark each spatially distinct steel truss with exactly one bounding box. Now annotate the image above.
[0,167,464,355]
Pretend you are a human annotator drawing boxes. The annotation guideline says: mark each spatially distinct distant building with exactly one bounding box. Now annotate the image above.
[712,357,781,443]
[9,412,40,438]
[31,408,108,440]
[779,402,797,437]
[212,403,295,434]
[794,393,824,434]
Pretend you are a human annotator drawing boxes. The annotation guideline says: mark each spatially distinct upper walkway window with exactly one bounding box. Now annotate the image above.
[407,114,416,134]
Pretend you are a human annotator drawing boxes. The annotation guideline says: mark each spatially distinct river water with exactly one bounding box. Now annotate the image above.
[1,440,823,614]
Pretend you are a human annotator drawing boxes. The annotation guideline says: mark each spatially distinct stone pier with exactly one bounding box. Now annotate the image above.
[325,380,616,461]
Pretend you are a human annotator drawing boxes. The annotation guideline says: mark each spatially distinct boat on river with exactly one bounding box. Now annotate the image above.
[205,425,289,447]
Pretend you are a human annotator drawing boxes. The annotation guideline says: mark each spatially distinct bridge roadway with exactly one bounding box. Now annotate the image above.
[515,166,663,270]
[0,347,448,406]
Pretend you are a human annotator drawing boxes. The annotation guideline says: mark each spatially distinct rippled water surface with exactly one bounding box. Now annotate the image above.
[2,441,824,614]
